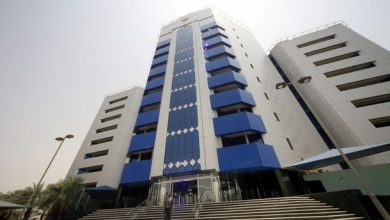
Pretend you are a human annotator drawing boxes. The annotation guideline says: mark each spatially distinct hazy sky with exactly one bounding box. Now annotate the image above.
[0,0,389,192]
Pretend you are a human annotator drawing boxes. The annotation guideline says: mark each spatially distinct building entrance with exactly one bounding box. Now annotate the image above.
[148,173,220,206]
[173,180,197,205]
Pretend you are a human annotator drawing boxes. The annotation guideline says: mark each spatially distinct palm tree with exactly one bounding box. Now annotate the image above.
[37,182,62,219]
[37,176,84,220]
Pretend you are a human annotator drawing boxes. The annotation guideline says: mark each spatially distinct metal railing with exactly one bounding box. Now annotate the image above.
[128,198,149,220]
[192,191,207,219]
[267,20,348,53]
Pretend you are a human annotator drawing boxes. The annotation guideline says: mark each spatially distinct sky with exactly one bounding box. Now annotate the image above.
[0,0,389,192]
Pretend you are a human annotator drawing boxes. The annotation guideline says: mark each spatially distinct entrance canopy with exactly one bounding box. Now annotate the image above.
[290,142,390,170]
[0,200,28,210]
[85,185,116,200]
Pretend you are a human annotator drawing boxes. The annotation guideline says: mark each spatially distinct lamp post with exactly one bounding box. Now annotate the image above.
[23,134,74,220]
[276,78,390,220]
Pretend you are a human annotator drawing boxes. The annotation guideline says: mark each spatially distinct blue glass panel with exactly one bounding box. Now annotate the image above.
[145,77,165,91]
[151,54,168,67]
[205,57,241,73]
[154,46,170,57]
[120,160,152,184]
[135,109,159,127]
[203,36,231,49]
[140,91,162,107]
[207,71,247,89]
[164,26,200,176]
[202,28,227,40]
[210,88,256,109]
[149,65,167,78]
[213,112,266,136]
[217,143,280,172]
[129,131,156,153]
[204,45,235,60]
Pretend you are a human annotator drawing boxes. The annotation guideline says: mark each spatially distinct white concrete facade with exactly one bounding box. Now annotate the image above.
[270,24,390,167]
[66,87,144,188]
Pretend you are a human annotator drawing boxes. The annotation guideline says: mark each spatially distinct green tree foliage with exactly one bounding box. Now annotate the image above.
[0,183,43,220]
[0,176,83,220]
[38,176,84,220]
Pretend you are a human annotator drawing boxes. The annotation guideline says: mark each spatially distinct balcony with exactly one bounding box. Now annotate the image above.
[149,64,167,78]
[205,57,241,74]
[203,36,231,50]
[140,91,162,107]
[145,77,165,91]
[204,45,235,60]
[129,131,156,153]
[135,109,159,127]
[120,160,152,185]
[217,142,280,172]
[213,112,266,136]
[208,71,247,91]
[151,54,168,68]
[210,88,255,110]
[201,21,225,32]
[154,46,170,58]
[202,28,227,40]
[156,39,170,49]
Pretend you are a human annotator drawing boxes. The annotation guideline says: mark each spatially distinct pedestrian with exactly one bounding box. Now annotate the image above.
[164,193,174,220]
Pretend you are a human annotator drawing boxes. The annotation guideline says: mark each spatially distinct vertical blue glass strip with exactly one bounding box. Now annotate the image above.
[163,26,200,175]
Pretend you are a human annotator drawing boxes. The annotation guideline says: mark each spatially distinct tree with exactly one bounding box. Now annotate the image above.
[0,183,44,220]
[36,176,84,220]
[1,176,84,220]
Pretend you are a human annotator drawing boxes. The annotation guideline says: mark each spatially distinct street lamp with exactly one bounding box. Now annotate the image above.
[23,134,74,220]
[275,78,390,220]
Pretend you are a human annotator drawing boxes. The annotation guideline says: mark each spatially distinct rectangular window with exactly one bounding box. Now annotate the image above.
[351,93,390,108]
[336,74,390,91]
[274,112,280,121]
[90,136,113,145]
[323,61,376,78]
[304,42,347,56]
[105,105,125,113]
[84,150,109,159]
[370,116,390,128]
[77,165,103,174]
[96,124,118,133]
[313,51,360,66]
[286,138,294,150]
[101,114,121,123]
[264,92,269,100]
[222,135,247,147]
[139,103,160,113]
[144,87,163,95]
[129,150,153,162]
[109,96,128,104]
[297,34,336,48]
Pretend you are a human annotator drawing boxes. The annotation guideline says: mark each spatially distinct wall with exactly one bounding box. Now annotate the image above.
[304,163,390,195]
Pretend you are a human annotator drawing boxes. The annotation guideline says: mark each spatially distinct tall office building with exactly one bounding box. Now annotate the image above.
[270,23,390,167]
[68,8,334,207]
